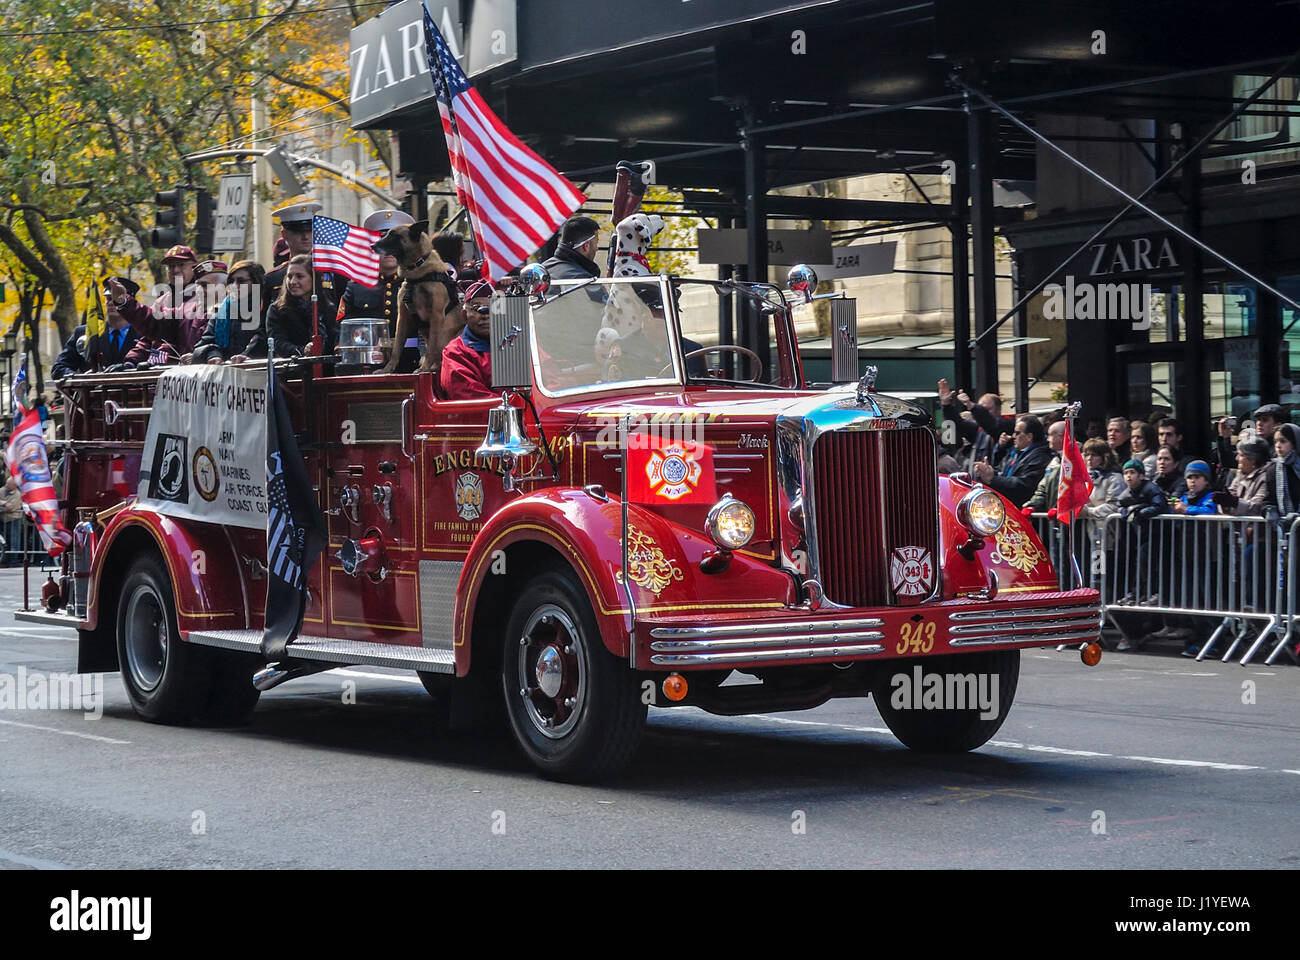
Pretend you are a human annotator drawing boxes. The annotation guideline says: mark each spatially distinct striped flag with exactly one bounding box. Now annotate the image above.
[422,3,586,280]
[312,216,382,287]
[7,359,69,557]
[261,359,326,659]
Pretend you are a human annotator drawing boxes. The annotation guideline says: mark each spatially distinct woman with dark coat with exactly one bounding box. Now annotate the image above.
[1273,423,1300,516]
[192,260,268,363]
[255,254,336,358]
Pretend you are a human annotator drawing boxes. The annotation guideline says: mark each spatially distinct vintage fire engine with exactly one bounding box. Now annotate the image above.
[35,266,1102,781]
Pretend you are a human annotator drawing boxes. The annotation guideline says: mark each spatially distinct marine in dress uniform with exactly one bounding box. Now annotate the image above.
[262,196,338,319]
[336,208,419,372]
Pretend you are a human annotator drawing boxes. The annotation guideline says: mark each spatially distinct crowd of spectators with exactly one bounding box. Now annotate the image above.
[46,198,487,396]
[937,379,1300,661]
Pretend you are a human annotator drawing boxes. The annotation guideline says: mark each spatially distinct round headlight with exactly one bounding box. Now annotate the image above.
[706,495,756,550]
[957,488,1006,537]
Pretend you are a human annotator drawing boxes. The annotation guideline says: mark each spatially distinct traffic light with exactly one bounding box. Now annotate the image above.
[194,188,217,253]
[150,187,185,249]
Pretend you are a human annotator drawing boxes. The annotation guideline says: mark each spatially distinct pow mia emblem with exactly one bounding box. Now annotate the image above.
[149,434,189,504]
[455,471,484,521]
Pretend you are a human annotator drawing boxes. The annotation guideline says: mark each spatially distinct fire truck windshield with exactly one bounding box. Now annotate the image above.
[531,278,684,395]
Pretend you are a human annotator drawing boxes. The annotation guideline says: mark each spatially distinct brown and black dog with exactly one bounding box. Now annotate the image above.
[371,220,462,375]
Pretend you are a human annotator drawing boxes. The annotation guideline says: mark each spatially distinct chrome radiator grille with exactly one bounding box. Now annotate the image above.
[811,428,938,607]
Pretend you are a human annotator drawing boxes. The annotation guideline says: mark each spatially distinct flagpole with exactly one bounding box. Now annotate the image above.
[309,222,321,357]
[1065,400,1084,589]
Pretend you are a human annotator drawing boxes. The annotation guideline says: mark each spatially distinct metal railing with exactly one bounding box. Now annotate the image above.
[1025,511,1299,667]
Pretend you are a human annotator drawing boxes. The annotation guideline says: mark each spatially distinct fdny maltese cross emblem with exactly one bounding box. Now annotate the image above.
[889,545,934,598]
[643,443,703,501]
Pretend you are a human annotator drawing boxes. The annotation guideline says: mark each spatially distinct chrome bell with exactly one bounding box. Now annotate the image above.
[477,393,539,460]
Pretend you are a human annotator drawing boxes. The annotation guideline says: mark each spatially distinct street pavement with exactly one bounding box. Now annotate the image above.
[0,567,1296,869]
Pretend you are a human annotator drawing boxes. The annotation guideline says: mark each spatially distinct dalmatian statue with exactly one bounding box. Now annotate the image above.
[597,213,666,363]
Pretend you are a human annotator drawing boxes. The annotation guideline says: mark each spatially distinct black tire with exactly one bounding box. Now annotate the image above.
[871,650,1020,753]
[116,554,260,725]
[501,568,645,782]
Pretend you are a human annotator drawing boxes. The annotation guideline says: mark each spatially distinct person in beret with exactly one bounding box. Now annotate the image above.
[439,277,495,400]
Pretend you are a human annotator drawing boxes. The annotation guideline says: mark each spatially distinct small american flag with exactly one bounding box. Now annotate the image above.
[423,4,585,280]
[313,216,381,286]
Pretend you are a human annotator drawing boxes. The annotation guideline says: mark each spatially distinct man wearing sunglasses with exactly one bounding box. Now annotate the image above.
[440,278,496,400]
[971,414,1051,508]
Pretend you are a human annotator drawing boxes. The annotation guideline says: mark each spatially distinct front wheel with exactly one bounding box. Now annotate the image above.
[501,569,645,782]
[871,650,1019,752]
[116,554,259,725]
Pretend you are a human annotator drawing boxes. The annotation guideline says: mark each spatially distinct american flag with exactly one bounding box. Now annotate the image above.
[313,216,381,286]
[423,4,585,280]
[11,356,27,419]
[7,363,69,557]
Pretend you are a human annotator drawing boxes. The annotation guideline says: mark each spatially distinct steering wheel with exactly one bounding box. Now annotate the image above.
[659,345,763,381]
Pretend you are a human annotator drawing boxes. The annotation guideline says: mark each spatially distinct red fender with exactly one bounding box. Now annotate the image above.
[453,489,796,675]
[84,508,251,633]
[938,476,1060,597]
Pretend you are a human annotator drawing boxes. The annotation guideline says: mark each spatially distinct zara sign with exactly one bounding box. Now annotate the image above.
[349,0,517,129]
[1085,234,1180,277]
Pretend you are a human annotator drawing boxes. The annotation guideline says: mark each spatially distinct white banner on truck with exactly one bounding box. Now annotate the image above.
[137,365,269,530]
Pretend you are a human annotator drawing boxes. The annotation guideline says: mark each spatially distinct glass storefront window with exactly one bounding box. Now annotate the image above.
[1278,276,1300,419]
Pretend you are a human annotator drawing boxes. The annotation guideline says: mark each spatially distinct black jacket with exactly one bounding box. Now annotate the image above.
[983,440,1052,507]
[338,274,402,333]
[942,398,1015,470]
[1118,479,1169,521]
[1153,470,1189,500]
[259,296,336,358]
[542,243,601,282]
[52,323,140,378]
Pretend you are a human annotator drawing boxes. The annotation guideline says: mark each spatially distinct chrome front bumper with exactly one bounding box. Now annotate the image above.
[642,594,1101,668]
[649,617,886,666]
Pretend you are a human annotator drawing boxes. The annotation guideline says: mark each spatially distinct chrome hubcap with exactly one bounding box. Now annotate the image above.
[517,606,585,739]
[535,645,564,698]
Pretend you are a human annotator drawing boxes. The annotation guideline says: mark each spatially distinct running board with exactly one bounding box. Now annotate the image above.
[186,629,456,674]
[14,609,83,629]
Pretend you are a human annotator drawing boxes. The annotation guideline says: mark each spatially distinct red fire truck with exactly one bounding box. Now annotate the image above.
[34,266,1102,781]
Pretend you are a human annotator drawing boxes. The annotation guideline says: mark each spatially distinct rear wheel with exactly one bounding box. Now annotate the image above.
[116,554,259,725]
[501,569,645,781]
[871,650,1019,752]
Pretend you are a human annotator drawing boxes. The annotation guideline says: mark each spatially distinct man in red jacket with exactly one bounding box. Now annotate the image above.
[440,278,494,400]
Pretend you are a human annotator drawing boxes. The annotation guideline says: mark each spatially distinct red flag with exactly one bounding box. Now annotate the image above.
[627,437,717,505]
[1054,424,1093,523]
[423,5,585,280]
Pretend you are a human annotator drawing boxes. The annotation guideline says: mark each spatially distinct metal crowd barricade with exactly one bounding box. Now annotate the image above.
[1098,513,1297,666]
[1026,513,1093,591]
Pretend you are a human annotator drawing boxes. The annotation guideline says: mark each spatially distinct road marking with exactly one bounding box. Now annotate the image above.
[1283,769,1300,776]
[0,717,130,744]
[742,714,1281,775]
[1118,755,1260,771]
[0,847,72,870]
[331,668,423,685]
